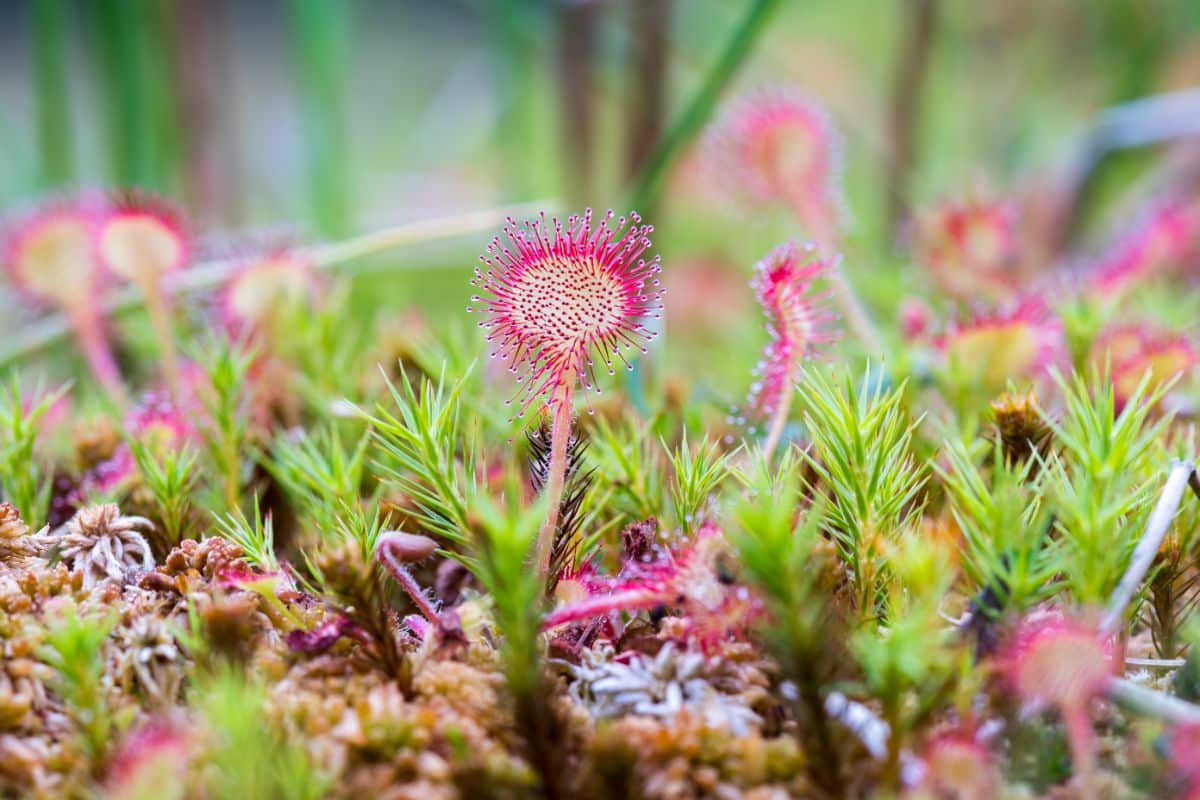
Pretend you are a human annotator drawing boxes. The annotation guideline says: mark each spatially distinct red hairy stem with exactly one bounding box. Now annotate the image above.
[535,381,574,582]
[67,305,127,405]
[141,280,182,404]
[1062,705,1096,789]
[377,539,440,625]
[760,368,794,462]
[541,585,660,630]
[825,260,885,360]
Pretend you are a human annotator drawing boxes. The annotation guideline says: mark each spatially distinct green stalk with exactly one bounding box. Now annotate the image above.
[625,0,780,400]
[144,0,183,186]
[557,0,599,204]
[90,0,158,187]
[628,0,783,214]
[288,0,352,236]
[488,0,540,198]
[32,0,73,187]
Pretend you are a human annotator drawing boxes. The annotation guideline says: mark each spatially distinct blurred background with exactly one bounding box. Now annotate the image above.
[1,0,1199,387]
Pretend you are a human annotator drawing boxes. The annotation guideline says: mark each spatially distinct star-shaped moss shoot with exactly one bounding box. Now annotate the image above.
[96,194,189,402]
[4,202,125,401]
[746,242,834,460]
[469,210,664,580]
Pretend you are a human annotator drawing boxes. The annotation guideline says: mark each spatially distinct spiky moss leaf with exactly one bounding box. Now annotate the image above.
[797,365,926,620]
[186,333,256,514]
[262,422,372,539]
[728,448,848,795]
[0,375,66,526]
[367,364,475,549]
[466,487,567,799]
[211,496,277,573]
[37,599,124,769]
[1044,369,1171,607]
[937,437,1063,618]
[587,416,667,526]
[665,431,734,536]
[129,437,199,550]
[191,667,329,799]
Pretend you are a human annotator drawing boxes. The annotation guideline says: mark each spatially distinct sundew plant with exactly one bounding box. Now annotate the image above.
[4,2,1200,798]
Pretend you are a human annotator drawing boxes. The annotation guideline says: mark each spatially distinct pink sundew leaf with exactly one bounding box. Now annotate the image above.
[746,242,836,420]
[95,193,190,286]
[711,86,844,242]
[1093,202,1200,297]
[1091,322,1198,410]
[469,209,665,416]
[913,191,1020,301]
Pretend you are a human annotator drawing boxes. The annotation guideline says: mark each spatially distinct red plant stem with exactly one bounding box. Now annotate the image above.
[377,541,440,625]
[535,381,574,583]
[826,258,884,360]
[761,369,795,462]
[1062,705,1096,789]
[141,279,181,404]
[67,305,126,404]
[542,586,661,630]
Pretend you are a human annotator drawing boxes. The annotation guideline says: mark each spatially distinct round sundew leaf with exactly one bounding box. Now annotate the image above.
[1090,322,1198,409]
[225,254,316,328]
[711,86,844,236]
[7,212,98,309]
[744,113,826,202]
[471,209,664,415]
[1002,617,1111,713]
[935,297,1065,392]
[745,242,834,419]
[99,213,187,284]
[914,193,1018,301]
